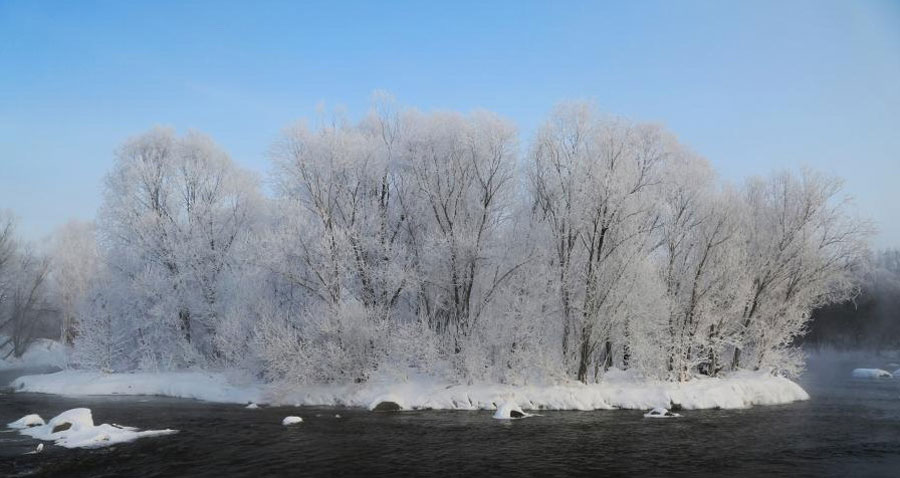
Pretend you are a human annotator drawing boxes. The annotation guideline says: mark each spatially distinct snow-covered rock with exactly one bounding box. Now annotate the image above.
[282,416,303,426]
[12,408,177,449]
[851,368,893,380]
[8,414,45,429]
[643,407,681,418]
[493,401,529,419]
[371,400,402,412]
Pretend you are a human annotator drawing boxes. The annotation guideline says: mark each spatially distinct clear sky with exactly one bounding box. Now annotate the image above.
[2,0,898,246]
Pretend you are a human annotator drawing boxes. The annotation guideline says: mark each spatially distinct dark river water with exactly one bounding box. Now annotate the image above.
[2,356,899,477]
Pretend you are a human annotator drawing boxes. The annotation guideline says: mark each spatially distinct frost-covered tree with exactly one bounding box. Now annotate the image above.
[60,100,871,386]
[530,103,665,382]
[655,155,746,380]
[399,110,521,365]
[731,170,871,374]
[81,127,262,369]
[48,220,101,345]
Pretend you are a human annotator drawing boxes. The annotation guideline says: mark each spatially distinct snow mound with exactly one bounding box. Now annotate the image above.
[493,401,530,419]
[851,368,893,380]
[245,403,259,409]
[643,407,681,418]
[8,414,45,429]
[13,408,177,449]
[282,416,303,426]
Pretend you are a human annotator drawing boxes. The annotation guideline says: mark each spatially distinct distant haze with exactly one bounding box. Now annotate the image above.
[1,0,898,247]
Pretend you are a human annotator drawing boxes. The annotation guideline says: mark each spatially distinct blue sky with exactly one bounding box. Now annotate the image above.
[2,0,898,246]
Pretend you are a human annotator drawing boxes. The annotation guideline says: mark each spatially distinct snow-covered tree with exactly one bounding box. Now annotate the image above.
[530,103,665,382]
[81,127,263,369]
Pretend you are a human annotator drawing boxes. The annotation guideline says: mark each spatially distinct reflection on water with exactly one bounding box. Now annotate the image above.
[1,356,898,477]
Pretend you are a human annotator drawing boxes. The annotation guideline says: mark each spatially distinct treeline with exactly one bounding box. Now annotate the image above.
[2,101,872,384]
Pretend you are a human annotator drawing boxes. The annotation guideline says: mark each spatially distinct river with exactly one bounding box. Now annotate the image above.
[2,356,899,477]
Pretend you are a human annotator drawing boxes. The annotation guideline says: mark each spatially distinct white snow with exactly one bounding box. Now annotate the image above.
[0,337,67,371]
[282,416,303,425]
[643,407,681,418]
[12,369,809,411]
[7,414,45,429]
[11,408,177,449]
[851,368,893,380]
[492,401,530,419]
[245,403,259,409]
[11,370,263,404]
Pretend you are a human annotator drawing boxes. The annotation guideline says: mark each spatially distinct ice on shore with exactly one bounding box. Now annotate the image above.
[10,408,177,449]
[851,368,893,380]
[282,416,303,426]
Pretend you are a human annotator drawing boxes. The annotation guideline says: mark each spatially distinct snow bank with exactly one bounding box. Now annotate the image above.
[851,368,894,380]
[11,370,263,404]
[275,369,808,411]
[13,369,808,411]
[11,408,177,449]
[0,337,67,371]
[282,416,303,425]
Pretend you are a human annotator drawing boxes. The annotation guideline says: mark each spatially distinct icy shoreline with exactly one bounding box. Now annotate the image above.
[9,369,809,411]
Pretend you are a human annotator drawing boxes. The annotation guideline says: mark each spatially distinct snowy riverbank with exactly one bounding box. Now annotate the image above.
[9,369,809,411]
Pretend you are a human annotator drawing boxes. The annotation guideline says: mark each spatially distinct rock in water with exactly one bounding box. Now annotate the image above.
[372,401,402,412]
[51,422,72,433]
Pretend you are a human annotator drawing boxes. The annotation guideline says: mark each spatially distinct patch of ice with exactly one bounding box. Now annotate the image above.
[13,408,177,449]
[245,403,259,409]
[851,368,893,380]
[282,416,303,426]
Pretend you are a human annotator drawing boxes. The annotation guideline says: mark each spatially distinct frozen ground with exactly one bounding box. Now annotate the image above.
[10,368,809,411]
